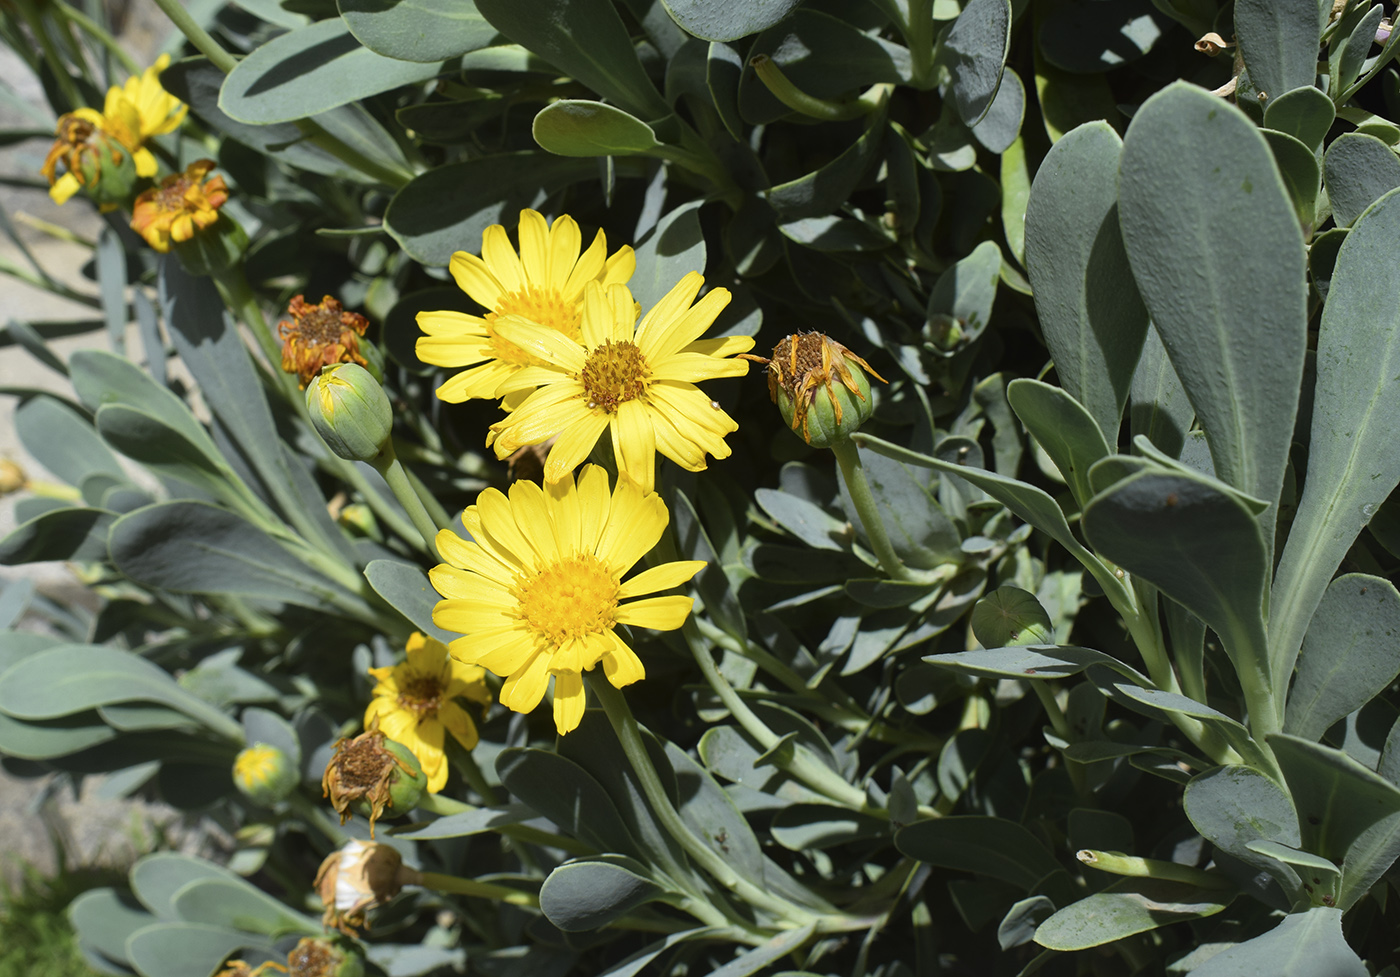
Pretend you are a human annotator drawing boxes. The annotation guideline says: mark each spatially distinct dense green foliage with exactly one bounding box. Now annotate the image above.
[4,0,1400,974]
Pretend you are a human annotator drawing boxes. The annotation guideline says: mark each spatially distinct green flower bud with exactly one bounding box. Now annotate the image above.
[232,742,299,805]
[763,333,886,448]
[306,363,393,465]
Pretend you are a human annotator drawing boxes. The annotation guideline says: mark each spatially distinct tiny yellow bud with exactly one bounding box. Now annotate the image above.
[232,743,299,805]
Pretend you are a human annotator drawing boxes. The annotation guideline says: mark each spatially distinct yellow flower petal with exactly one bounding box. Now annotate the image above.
[552,671,587,735]
[562,228,607,296]
[610,400,657,495]
[618,561,705,600]
[517,208,551,283]
[640,286,732,362]
[449,250,505,310]
[481,222,526,294]
[614,594,695,631]
[501,651,552,713]
[601,635,646,688]
[49,172,81,205]
[437,700,480,750]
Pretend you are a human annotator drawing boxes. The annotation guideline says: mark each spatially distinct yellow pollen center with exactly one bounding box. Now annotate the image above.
[234,746,278,783]
[580,340,649,413]
[397,676,443,719]
[516,555,619,644]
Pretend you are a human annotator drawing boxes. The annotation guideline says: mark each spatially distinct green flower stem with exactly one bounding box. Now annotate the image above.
[147,0,237,72]
[404,462,453,531]
[373,448,443,560]
[415,792,593,856]
[750,55,886,120]
[829,439,915,582]
[418,872,540,909]
[588,675,819,927]
[1077,849,1236,890]
[1030,681,1089,798]
[683,621,874,813]
[54,1,140,74]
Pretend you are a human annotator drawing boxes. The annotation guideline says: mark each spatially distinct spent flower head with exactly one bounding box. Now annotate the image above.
[313,839,422,935]
[280,295,372,388]
[321,726,426,834]
[128,158,228,253]
[287,938,362,977]
[487,273,753,494]
[753,332,886,447]
[364,632,491,793]
[430,465,704,735]
[416,209,635,406]
[41,112,136,208]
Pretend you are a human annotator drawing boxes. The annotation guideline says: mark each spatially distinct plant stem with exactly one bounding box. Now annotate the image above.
[418,871,539,908]
[374,448,444,560]
[147,0,237,72]
[684,622,876,813]
[829,439,914,581]
[588,674,818,926]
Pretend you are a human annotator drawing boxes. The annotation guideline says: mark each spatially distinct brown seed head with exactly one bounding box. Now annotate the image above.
[321,726,419,835]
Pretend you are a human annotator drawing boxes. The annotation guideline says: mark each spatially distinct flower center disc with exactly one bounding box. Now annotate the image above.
[517,555,618,644]
[580,340,649,413]
[398,677,443,719]
[296,306,350,346]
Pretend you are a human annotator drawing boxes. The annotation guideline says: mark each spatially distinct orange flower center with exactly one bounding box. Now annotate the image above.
[154,175,194,214]
[516,555,618,644]
[397,676,444,719]
[580,340,649,414]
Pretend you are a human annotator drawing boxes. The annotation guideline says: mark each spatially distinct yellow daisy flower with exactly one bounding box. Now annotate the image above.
[99,53,188,179]
[364,633,491,793]
[429,465,704,736]
[415,209,636,405]
[485,272,753,494]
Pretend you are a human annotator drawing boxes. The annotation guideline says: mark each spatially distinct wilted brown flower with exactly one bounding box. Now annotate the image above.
[286,938,362,977]
[128,159,228,253]
[745,332,886,447]
[278,295,371,388]
[313,839,423,934]
[40,112,135,208]
[321,725,426,834]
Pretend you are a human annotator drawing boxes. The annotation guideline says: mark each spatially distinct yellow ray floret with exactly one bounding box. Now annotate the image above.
[416,209,635,406]
[429,466,704,735]
[486,272,754,494]
[364,633,491,793]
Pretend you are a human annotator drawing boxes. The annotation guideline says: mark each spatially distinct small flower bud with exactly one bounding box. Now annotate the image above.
[232,743,299,805]
[287,938,363,977]
[757,332,886,448]
[306,364,393,465]
[313,839,422,934]
[321,727,426,834]
[0,459,26,495]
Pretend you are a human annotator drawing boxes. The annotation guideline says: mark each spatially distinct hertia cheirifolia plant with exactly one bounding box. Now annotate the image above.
[1,0,1400,974]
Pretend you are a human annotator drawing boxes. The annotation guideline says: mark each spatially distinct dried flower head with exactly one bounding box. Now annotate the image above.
[279,295,371,388]
[321,725,426,834]
[128,158,228,253]
[748,332,886,447]
[287,938,362,977]
[313,839,422,934]
[40,112,134,207]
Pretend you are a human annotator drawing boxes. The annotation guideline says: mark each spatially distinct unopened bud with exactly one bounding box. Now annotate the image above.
[232,743,299,805]
[306,364,393,465]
